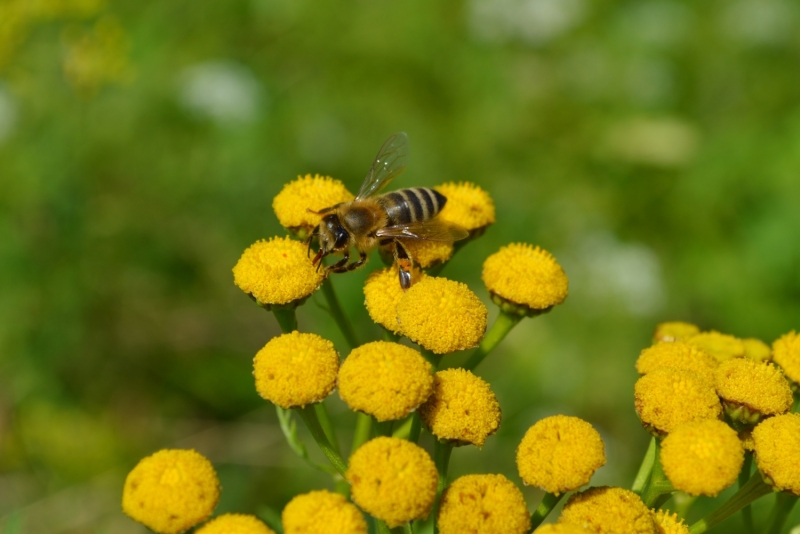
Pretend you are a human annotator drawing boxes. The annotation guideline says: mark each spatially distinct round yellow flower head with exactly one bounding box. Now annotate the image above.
[534,525,591,534]
[233,236,324,307]
[253,332,339,409]
[482,243,569,316]
[346,437,438,528]
[660,419,744,497]
[363,266,425,334]
[752,413,800,495]
[636,341,718,385]
[399,238,454,269]
[650,509,690,534]
[437,474,530,534]
[435,181,496,234]
[516,415,606,494]
[559,487,656,534]
[272,174,355,238]
[714,358,792,424]
[396,276,487,354]
[634,368,722,436]
[743,338,772,362]
[772,331,800,387]
[685,331,745,363]
[122,449,220,534]
[282,489,367,534]
[338,341,433,422]
[418,368,501,448]
[653,321,700,343]
[195,514,275,534]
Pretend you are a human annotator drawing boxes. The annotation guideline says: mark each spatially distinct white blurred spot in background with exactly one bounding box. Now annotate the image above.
[467,0,586,45]
[602,116,700,168]
[721,0,798,46]
[0,85,19,144]
[614,1,694,48]
[178,61,262,125]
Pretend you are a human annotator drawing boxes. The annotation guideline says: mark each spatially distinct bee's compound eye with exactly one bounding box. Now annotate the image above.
[334,228,349,249]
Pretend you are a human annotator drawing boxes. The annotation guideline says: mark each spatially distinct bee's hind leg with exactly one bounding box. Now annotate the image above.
[394,240,414,290]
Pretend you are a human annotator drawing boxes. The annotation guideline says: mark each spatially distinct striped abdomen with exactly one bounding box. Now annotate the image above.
[378,187,447,226]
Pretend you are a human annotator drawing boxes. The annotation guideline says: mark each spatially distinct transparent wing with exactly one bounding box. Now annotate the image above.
[356,132,410,199]
[375,219,469,242]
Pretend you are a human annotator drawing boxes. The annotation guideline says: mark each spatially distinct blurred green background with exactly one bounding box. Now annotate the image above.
[1,0,799,532]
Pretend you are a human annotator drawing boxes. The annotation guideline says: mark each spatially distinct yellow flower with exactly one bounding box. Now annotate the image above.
[338,341,433,422]
[743,338,772,362]
[272,174,354,238]
[516,415,606,495]
[752,413,800,495]
[653,321,700,343]
[635,341,718,385]
[437,474,530,534]
[482,243,569,315]
[122,449,220,534]
[660,419,744,497]
[346,437,438,528]
[435,182,495,233]
[282,489,367,534]
[772,331,800,387]
[396,276,487,354]
[559,487,656,534]
[233,236,324,307]
[714,358,793,423]
[419,368,501,448]
[363,266,423,334]
[399,238,454,269]
[253,332,339,409]
[651,509,690,534]
[534,525,591,534]
[634,368,722,435]
[195,514,275,534]
[685,331,745,363]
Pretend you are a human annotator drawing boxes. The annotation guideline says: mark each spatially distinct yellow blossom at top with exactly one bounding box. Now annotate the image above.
[282,490,367,534]
[363,266,418,334]
[772,331,800,385]
[559,487,656,534]
[195,514,275,534]
[435,182,495,232]
[437,474,530,534]
[233,236,324,306]
[653,321,700,343]
[516,415,606,495]
[636,341,718,385]
[714,358,792,419]
[419,368,501,448]
[346,437,438,528]
[338,341,433,422]
[399,238,454,269]
[122,449,220,534]
[752,413,800,495]
[743,338,772,362]
[253,332,339,409]
[482,243,568,314]
[685,331,745,363]
[634,368,722,435]
[535,525,591,534]
[272,174,354,236]
[396,276,487,354]
[660,419,744,497]
[651,509,690,534]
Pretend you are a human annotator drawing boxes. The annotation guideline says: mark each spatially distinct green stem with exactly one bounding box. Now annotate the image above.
[689,471,774,534]
[351,412,372,455]
[530,492,565,529]
[314,402,341,457]
[432,440,454,534]
[392,413,422,443]
[375,520,392,534]
[403,522,414,534]
[642,442,674,507]
[272,307,298,333]
[375,419,394,437]
[740,452,755,534]
[632,437,657,495]
[296,405,348,476]
[766,492,798,534]
[463,310,522,371]
[321,278,360,350]
[382,328,400,342]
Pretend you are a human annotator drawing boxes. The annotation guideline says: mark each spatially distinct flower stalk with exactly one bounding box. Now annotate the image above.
[296,405,347,476]
[321,277,360,349]
[688,471,774,534]
[464,309,522,370]
[530,491,564,529]
[632,436,657,494]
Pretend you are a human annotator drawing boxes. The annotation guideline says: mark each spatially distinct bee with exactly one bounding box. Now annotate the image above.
[306,132,468,289]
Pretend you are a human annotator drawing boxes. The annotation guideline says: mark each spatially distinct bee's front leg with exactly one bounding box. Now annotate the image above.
[346,251,368,272]
[326,251,350,273]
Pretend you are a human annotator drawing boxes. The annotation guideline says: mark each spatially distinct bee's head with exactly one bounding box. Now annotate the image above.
[309,214,350,267]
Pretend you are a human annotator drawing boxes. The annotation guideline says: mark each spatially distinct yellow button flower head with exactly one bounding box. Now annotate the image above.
[559,487,656,534]
[122,449,220,534]
[651,509,690,534]
[282,489,367,534]
[396,276,488,354]
[660,419,744,497]
[338,341,433,422]
[743,338,772,362]
[534,525,591,534]
[752,413,800,495]
[233,236,324,307]
[195,514,275,534]
[482,243,569,316]
[437,474,530,534]
[636,341,718,385]
[634,368,722,435]
[363,266,425,334]
[435,181,496,234]
[253,332,339,409]
[653,321,700,343]
[272,174,355,238]
[685,331,745,363]
[399,238,454,269]
[346,437,438,528]
[419,368,501,448]
[715,358,792,424]
[772,330,800,387]
[516,415,606,495]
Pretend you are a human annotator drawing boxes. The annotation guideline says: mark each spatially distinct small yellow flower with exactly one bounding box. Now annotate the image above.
[743,338,772,362]
[437,474,530,534]
[653,321,700,343]
[715,358,792,424]
[752,413,800,495]
[272,174,354,238]
[122,449,220,534]
[195,514,275,534]
[419,368,501,448]
[363,266,423,334]
[399,238,454,269]
[685,331,745,363]
[559,487,657,534]
[253,332,339,409]
[772,331,800,387]
[534,525,591,534]
[346,437,438,528]
[282,489,368,534]
[396,276,487,354]
[634,368,722,435]
[651,509,690,534]
[482,243,568,315]
[516,415,606,495]
[233,236,324,307]
[660,419,744,497]
[338,341,433,422]
[435,182,495,233]
[635,341,718,385]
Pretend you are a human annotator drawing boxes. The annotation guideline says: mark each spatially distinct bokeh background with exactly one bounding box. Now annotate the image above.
[2,0,800,532]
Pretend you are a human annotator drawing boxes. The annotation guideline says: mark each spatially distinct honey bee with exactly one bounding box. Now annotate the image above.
[307,132,468,289]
